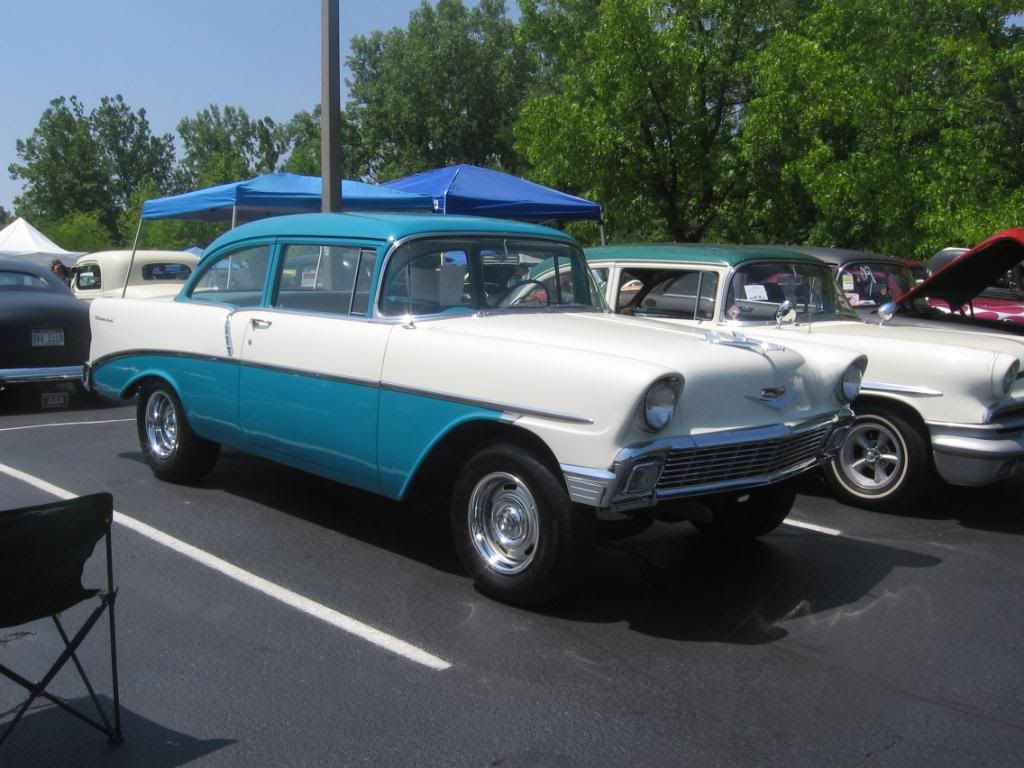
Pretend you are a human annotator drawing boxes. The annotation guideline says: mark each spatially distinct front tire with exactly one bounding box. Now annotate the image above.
[692,481,797,539]
[450,442,593,606]
[825,402,930,511]
[137,380,220,483]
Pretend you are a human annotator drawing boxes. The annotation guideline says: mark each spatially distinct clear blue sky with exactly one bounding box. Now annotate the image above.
[2,0,487,211]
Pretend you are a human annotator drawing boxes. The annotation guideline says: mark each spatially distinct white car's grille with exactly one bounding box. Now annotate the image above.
[657,422,832,490]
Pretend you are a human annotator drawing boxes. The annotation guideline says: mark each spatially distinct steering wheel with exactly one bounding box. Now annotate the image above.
[499,279,550,307]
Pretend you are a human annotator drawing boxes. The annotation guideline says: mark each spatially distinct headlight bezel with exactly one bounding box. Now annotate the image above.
[836,357,866,404]
[996,358,1020,398]
[640,375,684,433]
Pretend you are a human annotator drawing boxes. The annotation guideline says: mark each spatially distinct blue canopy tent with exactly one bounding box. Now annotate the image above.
[382,164,605,242]
[124,173,434,296]
[140,172,434,225]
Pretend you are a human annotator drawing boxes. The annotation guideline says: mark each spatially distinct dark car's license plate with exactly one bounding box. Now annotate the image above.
[40,392,70,408]
[31,328,65,347]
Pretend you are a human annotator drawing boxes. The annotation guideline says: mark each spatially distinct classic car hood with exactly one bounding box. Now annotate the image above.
[410,311,856,431]
[749,318,1024,359]
[898,228,1024,309]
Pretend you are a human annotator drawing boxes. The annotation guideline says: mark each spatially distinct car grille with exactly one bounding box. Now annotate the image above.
[657,422,833,491]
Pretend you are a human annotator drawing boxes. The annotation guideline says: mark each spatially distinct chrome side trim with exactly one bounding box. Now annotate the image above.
[0,366,84,384]
[380,381,594,424]
[89,349,232,369]
[861,381,943,397]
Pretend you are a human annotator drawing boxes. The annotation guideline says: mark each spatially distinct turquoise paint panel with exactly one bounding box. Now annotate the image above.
[91,354,241,445]
[378,389,502,499]
[239,365,380,492]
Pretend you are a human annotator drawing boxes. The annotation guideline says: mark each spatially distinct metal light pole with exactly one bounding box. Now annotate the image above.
[321,0,342,212]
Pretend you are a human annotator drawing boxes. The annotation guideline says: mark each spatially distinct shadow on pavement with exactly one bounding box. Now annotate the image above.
[0,696,233,768]
[544,522,941,644]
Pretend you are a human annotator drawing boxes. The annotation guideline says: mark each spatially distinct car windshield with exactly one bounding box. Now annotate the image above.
[725,261,859,323]
[836,261,917,309]
[379,236,606,316]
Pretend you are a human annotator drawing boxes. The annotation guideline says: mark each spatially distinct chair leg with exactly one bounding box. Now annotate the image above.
[53,615,114,736]
[105,591,123,743]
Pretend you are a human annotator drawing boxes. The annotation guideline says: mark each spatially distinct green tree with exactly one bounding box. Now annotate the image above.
[176,105,286,189]
[348,0,533,180]
[280,106,369,179]
[516,0,786,242]
[741,1,1024,257]
[0,206,11,228]
[118,178,226,251]
[40,211,115,253]
[10,95,176,240]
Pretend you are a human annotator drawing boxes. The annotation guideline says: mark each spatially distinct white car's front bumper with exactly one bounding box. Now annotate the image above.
[928,414,1024,486]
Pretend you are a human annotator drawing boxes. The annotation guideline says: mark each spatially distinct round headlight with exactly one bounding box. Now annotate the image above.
[836,359,865,404]
[1000,359,1020,397]
[642,377,683,432]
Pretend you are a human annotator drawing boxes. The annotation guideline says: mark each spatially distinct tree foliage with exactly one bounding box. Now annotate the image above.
[176,105,286,190]
[9,95,174,241]
[348,0,532,180]
[280,106,370,179]
[516,0,785,242]
[741,1,1024,257]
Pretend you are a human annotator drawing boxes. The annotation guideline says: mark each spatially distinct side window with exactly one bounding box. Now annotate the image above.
[143,263,192,281]
[274,244,363,316]
[75,264,101,290]
[696,271,719,319]
[617,268,718,319]
[381,247,472,316]
[590,267,609,291]
[189,245,270,306]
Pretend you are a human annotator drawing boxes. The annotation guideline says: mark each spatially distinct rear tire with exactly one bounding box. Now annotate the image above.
[825,402,930,511]
[137,380,220,483]
[692,482,796,539]
[450,442,593,606]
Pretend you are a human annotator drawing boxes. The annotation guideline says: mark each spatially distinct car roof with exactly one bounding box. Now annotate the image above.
[0,257,69,292]
[203,212,576,260]
[762,244,899,267]
[585,242,824,268]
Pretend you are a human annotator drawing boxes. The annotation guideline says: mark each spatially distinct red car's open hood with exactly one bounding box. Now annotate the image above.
[897,228,1024,309]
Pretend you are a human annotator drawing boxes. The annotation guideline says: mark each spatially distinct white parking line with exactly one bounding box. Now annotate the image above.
[0,461,452,672]
[0,418,134,433]
[783,518,842,536]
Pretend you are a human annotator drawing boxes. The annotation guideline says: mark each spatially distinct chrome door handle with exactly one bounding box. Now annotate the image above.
[251,318,273,330]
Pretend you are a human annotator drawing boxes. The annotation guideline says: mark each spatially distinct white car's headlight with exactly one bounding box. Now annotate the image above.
[994,358,1020,398]
[836,357,866,404]
[642,376,683,432]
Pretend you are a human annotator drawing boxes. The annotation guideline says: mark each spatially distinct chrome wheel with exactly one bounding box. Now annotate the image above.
[144,390,179,460]
[839,418,906,494]
[468,472,540,575]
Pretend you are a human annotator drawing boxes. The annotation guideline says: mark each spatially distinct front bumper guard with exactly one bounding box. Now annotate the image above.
[927,414,1024,486]
[562,410,853,511]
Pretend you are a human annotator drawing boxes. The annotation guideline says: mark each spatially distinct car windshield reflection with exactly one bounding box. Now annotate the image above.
[725,262,860,323]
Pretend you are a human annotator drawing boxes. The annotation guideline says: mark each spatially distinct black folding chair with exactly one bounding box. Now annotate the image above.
[0,492,123,746]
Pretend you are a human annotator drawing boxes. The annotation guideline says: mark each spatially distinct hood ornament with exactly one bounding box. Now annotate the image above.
[705,329,786,357]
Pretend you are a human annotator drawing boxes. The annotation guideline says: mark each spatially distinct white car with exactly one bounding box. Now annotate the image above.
[587,244,1024,511]
[73,250,198,301]
[85,214,864,605]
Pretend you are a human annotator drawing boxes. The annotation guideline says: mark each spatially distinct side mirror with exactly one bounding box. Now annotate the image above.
[775,299,797,327]
[878,302,896,326]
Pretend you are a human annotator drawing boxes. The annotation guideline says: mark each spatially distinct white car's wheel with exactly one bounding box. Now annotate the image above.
[826,403,930,511]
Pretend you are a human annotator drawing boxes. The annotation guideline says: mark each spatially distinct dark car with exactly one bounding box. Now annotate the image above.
[764,246,921,319]
[899,230,1024,332]
[0,257,90,404]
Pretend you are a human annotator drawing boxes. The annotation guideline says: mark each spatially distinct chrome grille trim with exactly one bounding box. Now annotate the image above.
[656,422,833,491]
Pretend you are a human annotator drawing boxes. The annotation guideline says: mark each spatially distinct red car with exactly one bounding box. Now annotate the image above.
[899,230,1024,330]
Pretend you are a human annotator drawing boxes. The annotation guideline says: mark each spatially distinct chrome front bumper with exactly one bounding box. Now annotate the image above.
[562,410,854,511]
[928,413,1024,486]
[0,365,84,386]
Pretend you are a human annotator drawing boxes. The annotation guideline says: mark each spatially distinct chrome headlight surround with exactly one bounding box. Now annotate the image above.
[836,356,867,404]
[640,375,684,432]
[994,357,1020,398]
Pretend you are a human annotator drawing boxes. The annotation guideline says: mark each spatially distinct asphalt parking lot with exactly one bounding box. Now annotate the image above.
[1,394,1023,767]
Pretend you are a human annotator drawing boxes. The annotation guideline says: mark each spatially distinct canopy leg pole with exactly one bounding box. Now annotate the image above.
[600,222,606,246]
[231,205,238,229]
[122,218,143,298]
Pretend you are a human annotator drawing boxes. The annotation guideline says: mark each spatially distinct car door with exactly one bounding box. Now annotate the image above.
[235,242,389,492]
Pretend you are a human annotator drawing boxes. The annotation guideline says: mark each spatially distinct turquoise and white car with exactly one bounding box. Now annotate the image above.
[86,214,863,605]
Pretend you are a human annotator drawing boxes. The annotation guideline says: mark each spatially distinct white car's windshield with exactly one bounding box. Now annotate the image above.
[380,237,607,316]
[725,261,860,323]
[837,261,916,310]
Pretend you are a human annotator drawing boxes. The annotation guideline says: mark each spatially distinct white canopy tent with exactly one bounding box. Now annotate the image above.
[0,217,80,268]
